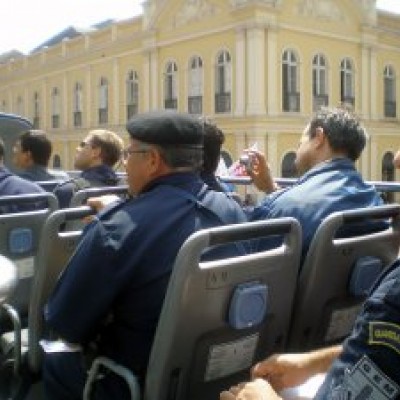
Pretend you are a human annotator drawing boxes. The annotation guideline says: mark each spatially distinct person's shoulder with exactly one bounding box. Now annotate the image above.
[5,174,44,193]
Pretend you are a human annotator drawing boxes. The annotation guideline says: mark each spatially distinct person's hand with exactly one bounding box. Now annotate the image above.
[251,353,315,392]
[393,150,400,169]
[81,195,120,224]
[245,151,278,194]
[220,379,282,400]
[86,194,120,213]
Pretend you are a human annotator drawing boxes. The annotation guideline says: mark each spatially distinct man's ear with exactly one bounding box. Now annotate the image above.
[313,127,326,148]
[147,147,163,174]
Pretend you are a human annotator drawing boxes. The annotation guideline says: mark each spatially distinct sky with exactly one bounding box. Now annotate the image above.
[0,0,399,55]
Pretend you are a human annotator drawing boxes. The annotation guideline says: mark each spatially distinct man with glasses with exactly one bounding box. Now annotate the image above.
[54,129,124,207]
[43,111,247,399]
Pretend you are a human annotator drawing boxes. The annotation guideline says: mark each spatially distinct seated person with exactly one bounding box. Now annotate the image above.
[200,117,233,193]
[12,129,69,182]
[221,257,400,399]
[247,107,383,258]
[43,111,247,399]
[0,138,45,213]
[53,129,124,207]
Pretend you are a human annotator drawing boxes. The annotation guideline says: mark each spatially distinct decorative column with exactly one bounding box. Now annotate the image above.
[361,43,370,118]
[370,46,378,120]
[150,49,158,110]
[143,50,151,111]
[246,25,266,115]
[235,27,246,116]
[267,24,278,116]
[63,73,68,129]
[41,79,47,130]
[113,58,120,124]
[85,65,92,127]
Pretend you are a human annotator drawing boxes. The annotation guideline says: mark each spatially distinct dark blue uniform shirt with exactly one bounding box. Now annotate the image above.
[250,158,383,258]
[45,172,247,379]
[316,259,400,399]
[54,165,121,208]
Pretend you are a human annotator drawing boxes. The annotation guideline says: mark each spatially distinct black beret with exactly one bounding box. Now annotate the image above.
[126,111,203,147]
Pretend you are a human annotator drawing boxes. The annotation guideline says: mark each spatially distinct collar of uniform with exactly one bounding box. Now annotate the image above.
[140,172,202,195]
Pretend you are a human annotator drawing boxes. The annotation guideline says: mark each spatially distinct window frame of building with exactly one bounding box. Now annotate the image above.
[188,56,203,115]
[98,77,109,125]
[215,50,232,114]
[312,53,329,111]
[384,65,396,118]
[164,61,178,110]
[340,58,355,108]
[51,87,61,129]
[33,91,40,129]
[282,49,300,112]
[126,70,139,120]
[73,82,83,128]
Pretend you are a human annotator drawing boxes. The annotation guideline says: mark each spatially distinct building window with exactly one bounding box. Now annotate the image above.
[53,154,62,169]
[282,49,300,112]
[384,65,396,118]
[312,54,329,111]
[340,58,354,108]
[281,152,297,178]
[1,100,6,112]
[73,82,83,127]
[126,70,139,120]
[33,92,40,129]
[164,62,178,110]
[188,56,203,115]
[16,96,24,116]
[99,77,108,124]
[215,50,231,113]
[51,87,61,129]
[382,151,395,202]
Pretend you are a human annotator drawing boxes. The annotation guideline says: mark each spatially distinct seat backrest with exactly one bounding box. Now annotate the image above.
[145,218,302,400]
[36,180,63,192]
[27,206,95,373]
[287,204,400,351]
[0,193,58,323]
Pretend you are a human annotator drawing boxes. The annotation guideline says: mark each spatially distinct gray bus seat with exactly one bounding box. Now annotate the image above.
[84,218,302,400]
[0,206,95,399]
[287,204,400,351]
[0,193,58,328]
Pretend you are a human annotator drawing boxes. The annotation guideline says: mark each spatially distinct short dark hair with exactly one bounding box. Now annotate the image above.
[89,130,124,167]
[200,118,225,174]
[308,107,366,161]
[19,130,52,166]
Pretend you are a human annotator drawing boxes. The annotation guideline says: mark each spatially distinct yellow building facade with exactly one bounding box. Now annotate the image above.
[0,0,399,181]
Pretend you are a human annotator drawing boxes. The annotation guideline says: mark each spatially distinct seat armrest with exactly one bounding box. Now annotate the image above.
[1,303,22,375]
[83,356,141,400]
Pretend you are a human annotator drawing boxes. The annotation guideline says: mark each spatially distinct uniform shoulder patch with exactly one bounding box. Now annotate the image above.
[369,321,400,355]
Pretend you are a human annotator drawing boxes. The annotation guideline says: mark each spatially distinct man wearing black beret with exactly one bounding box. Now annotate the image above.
[43,111,248,399]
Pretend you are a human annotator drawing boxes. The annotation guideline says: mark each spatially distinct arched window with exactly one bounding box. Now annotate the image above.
[340,58,354,107]
[99,77,108,124]
[312,53,328,111]
[188,56,203,114]
[384,65,396,118]
[215,50,231,113]
[282,49,300,112]
[281,152,297,178]
[53,154,62,169]
[382,152,395,203]
[33,92,40,128]
[164,62,178,110]
[51,87,60,128]
[73,82,83,127]
[126,70,139,120]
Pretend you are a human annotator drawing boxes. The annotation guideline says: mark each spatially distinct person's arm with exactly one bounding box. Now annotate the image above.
[246,151,279,194]
[220,378,282,400]
[393,150,400,169]
[251,345,342,392]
